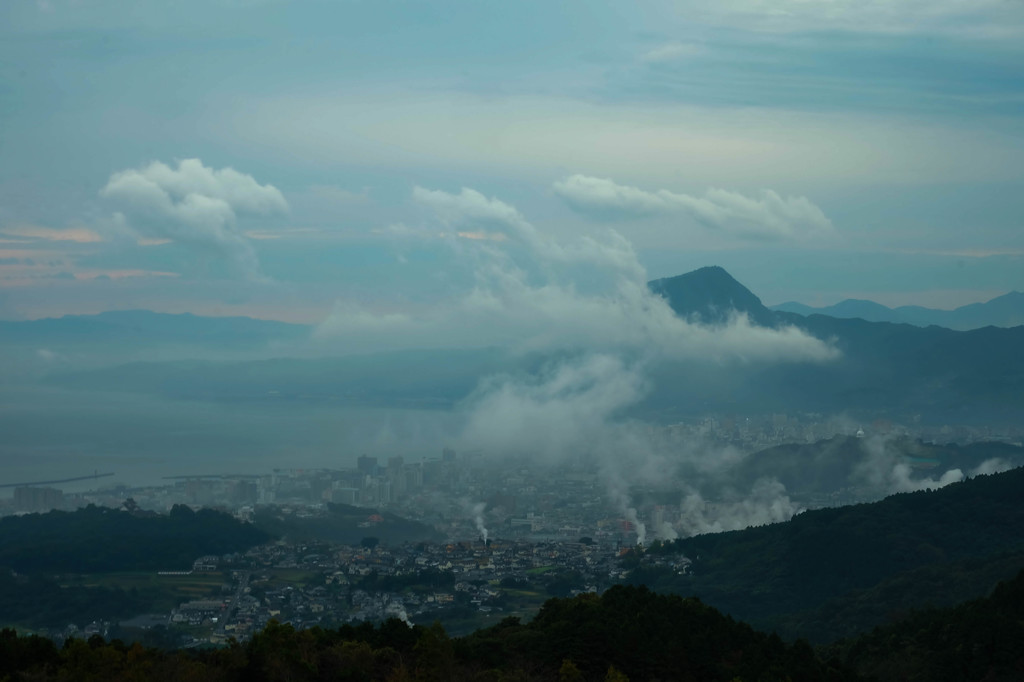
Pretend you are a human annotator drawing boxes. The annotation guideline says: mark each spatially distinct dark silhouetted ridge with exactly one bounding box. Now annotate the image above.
[648,265,777,326]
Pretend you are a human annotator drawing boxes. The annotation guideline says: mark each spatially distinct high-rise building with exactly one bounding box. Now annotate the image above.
[357,455,378,476]
[13,486,63,513]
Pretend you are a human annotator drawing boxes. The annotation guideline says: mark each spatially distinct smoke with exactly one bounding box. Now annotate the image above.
[605,475,647,546]
[852,434,1009,495]
[970,458,1012,477]
[470,501,488,543]
[678,478,801,536]
[384,602,413,627]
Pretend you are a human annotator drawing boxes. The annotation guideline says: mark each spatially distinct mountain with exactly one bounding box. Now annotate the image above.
[631,464,1024,642]
[649,265,779,327]
[772,291,1024,330]
[728,435,1024,498]
[0,309,310,347]
[644,267,1024,425]
[0,309,314,379]
[831,567,1024,682]
[31,267,1024,426]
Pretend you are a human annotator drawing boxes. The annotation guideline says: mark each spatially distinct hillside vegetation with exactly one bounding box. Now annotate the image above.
[628,466,1024,641]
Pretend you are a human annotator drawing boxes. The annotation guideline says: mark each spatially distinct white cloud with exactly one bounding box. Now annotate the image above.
[100,158,288,277]
[641,42,704,63]
[553,175,833,241]
[664,0,1024,39]
[318,184,840,365]
[413,186,527,234]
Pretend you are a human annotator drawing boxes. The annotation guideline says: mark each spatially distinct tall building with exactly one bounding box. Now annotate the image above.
[13,486,63,513]
[387,457,407,501]
[357,455,378,476]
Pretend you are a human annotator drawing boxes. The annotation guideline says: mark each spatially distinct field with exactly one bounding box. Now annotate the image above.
[59,571,228,611]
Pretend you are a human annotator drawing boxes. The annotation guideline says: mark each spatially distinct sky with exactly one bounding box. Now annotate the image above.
[1,0,1023,322]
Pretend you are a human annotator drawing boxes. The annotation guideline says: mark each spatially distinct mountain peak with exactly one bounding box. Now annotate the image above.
[648,266,776,326]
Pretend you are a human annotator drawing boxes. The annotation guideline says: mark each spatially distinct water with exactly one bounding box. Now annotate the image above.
[0,386,458,493]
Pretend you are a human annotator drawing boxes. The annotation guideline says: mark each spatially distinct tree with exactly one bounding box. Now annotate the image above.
[605,664,629,681]
[559,658,584,681]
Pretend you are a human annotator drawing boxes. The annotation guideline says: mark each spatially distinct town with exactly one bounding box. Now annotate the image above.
[3,412,1021,647]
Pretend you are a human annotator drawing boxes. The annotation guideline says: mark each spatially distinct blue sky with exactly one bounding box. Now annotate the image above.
[1,0,1023,321]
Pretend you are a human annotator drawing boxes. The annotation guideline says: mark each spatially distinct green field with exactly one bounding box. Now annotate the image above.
[525,565,556,575]
[59,571,227,610]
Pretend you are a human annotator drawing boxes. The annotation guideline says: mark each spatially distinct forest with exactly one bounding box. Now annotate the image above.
[4,571,1024,681]
[626,466,1024,641]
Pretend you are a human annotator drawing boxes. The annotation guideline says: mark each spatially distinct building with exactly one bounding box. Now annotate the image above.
[13,486,63,513]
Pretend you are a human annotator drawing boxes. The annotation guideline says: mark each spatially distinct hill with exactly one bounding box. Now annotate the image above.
[628,465,1024,642]
[649,265,779,327]
[726,435,1024,498]
[773,291,1024,330]
[253,502,443,545]
[0,586,860,681]
[645,268,1024,425]
[833,568,1024,681]
[26,266,1024,426]
[0,504,271,573]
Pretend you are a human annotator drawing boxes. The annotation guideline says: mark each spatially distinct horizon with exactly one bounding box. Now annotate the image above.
[2,264,1021,324]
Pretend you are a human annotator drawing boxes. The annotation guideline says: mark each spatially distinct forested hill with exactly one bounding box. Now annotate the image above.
[630,465,1024,641]
[0,585,860,681]
[253,502,443,545]
[833,567,1024,682]
[0,504,272,573]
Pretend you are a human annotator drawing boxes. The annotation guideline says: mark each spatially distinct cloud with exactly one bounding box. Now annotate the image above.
[100,158,288,277]
[413,187,526,234]
[678,479,801,536]
[318,185,842,539]
[459,354,648,461]
[553,175,833,241]
[850,434,1011,495]
[1,225,103,243]
[641,42,704,63]
[320,185,839,363]
[413,186,648,279]
[666,0,1024,40]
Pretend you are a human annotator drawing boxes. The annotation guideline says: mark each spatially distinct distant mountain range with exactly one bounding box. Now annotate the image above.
[642,267,1024,425]
[772,291,1024,330]
[0,309,310,347]
[7,266,1024,426]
